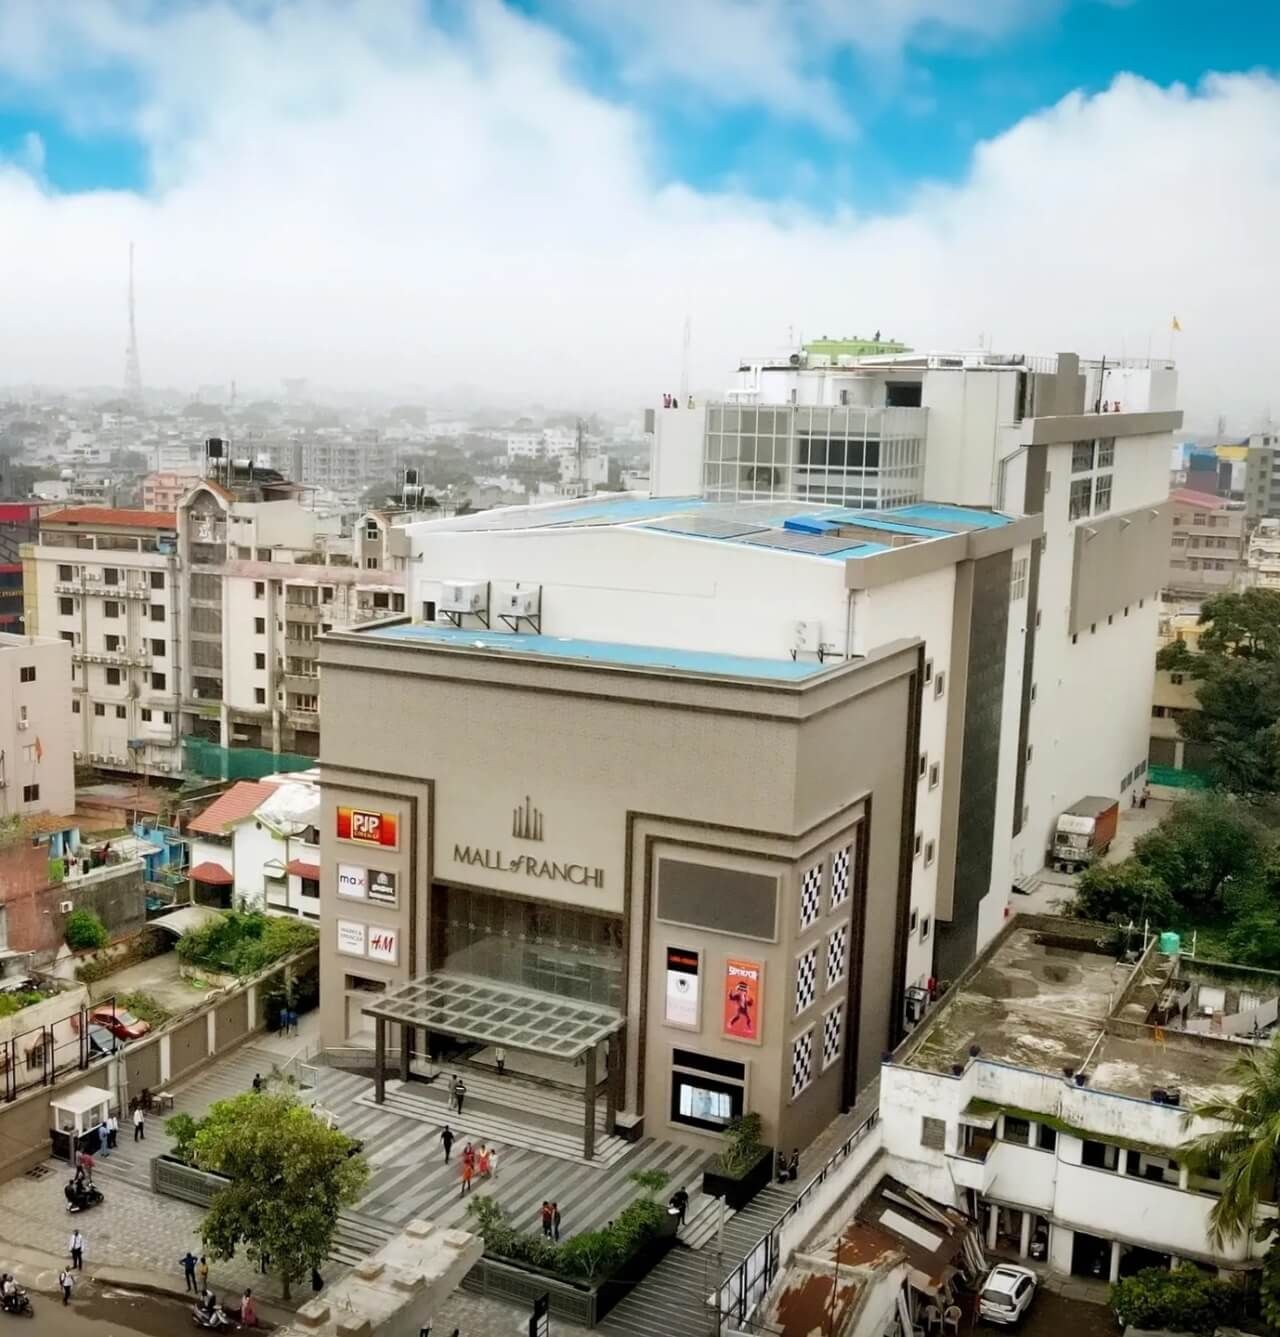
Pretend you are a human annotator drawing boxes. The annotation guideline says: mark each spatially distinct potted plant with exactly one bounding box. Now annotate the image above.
[701,1113,773,1210]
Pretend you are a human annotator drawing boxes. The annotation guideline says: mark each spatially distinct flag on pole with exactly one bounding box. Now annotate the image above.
[1171,316,1182,332]
[34,737,43,763]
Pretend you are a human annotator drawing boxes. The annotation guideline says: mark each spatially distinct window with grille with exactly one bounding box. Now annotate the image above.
[1071,441,1095,473]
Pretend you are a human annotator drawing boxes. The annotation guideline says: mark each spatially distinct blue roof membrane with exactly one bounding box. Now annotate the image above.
[891,504,1010,529]
[365,623,831,681]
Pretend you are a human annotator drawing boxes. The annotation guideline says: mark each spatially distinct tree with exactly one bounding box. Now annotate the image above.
[1181,1036,1280,1252]
[1157,590,1280,795]
[1110,1266,1241,1335]
[64,910,108,951]
[193,1092,366,1299]
[1131,794,1264,918]
[1072,859,1177,929]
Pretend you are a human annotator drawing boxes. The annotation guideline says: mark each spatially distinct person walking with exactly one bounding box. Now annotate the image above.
[459,1157,473,1197]
[540,1202,553,1238]
[552,1202,561,1243]
[197,1256,209,1291]
[487,1145,499,1180]
[59,1268,73,1305]
[669,1187,689,1229]
[439,1124,455,1163]
[787,1149,799,1182]
[240,1289,258,1327]
[180,1251,199,1292]
[133,1106,145,1141]
[252,1073,263,1093]
[68,1229,84,1271]
[97,1117,110,1157]
[107,1112,118,1149]
[311,1267,323,1293]
[494,1046,506,1076]
[476,1143,489,1179]
[452,1075,467,1116]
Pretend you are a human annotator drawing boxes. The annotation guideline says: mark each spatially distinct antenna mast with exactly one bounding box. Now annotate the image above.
[124,242,143,407]
[679,315,692,403]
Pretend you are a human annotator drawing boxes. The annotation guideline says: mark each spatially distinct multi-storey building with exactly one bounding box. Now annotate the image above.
[1244,518,1280,591]
[1150,609,1207,780]
[0,503,42,633]
[652,349,1180,966]
[1165,488,1245,599]
[1244,429,1280,521]
[142,472,201,512]
[24,507,182,774]
[0,631,74,820]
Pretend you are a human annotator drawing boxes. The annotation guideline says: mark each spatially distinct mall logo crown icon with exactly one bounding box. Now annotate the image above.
[512,796,544,841]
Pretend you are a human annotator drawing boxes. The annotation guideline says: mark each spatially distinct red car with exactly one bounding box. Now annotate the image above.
[89,1008,151,1041]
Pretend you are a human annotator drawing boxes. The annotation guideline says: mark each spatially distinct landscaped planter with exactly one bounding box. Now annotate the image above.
[461,1231,677,1329]
[151,1153,229,1208]
[702,1146,774,1211]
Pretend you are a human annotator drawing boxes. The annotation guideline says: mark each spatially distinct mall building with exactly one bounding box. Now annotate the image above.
[317,497,1040,1154]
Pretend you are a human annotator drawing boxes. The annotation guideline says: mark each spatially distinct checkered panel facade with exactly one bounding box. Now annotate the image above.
[799,860,823,930]
[827,921,849,989]
[791,1027,815,1099]
[794,944,818,1016]
[822,1001,844,1071]
[830,845,851,910]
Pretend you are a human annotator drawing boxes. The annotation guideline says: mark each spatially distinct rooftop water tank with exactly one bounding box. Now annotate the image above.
[1158,930,1181,955]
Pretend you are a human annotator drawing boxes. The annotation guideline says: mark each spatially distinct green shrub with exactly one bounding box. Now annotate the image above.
[711,1112,766,1177]
[1110,1266,1242,1335]
[75,927,168,982]
[165,1113,200,1165]
[176,910,318,977]
[64,910,109,951]
[120,990,171,1025]
[0,990,48,1018]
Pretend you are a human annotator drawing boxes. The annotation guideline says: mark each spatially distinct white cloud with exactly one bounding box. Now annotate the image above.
[0,1,1276,428]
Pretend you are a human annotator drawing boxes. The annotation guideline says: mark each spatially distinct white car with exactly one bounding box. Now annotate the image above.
[978,1264,1037,1325]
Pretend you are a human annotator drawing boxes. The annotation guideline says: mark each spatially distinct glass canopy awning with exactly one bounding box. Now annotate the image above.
[362,971,624,1062]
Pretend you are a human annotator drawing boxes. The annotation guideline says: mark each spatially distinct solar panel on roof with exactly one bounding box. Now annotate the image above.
[743,531,864,555]
[644,514,770,539]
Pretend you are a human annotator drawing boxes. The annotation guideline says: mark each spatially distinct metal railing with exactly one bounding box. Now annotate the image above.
[715,1109,880,1331]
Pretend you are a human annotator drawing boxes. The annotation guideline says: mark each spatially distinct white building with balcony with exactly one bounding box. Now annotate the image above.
[880,915,1276,1283]
[0,632,74,820]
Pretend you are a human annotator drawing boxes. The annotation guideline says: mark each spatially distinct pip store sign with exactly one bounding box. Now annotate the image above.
[336,807,399,849]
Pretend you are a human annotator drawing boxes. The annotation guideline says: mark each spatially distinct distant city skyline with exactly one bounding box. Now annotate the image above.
[0,1,1277,426]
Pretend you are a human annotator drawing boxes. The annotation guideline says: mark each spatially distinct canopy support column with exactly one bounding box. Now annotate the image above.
[399,1022,412,1083]
[583,1044,597,1161]
[374,1015,386,1105]
[604,1032,620,1136]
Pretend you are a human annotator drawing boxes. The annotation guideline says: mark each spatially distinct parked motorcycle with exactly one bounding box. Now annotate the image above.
[64,1180,105,1213]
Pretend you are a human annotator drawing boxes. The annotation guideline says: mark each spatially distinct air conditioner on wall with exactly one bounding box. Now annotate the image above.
[59,901,73,914]
[505,587,540,617]
[439,580,487,614]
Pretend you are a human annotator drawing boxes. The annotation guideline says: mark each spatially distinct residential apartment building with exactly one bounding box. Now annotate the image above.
[879,915,1276,1283]
[1150,609,1207,778]
[1244,430,1280,520]
[1245,518,1280,590]
[0,503,42,633]
[652,349,1181,960]
[1165,488,1245,599]
[142,472,201,512]
[23,507,183,774]
[0,632,74,820]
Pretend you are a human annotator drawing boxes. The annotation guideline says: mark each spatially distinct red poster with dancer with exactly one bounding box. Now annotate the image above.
[722,958,762,1042]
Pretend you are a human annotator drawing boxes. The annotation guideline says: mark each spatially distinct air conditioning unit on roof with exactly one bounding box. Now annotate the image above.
[505,587,540,617]
[439,580,487,614]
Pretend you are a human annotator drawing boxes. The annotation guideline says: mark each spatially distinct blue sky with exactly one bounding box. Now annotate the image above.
[3,0,1276,206]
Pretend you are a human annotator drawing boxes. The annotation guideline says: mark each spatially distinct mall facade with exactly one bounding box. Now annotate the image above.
[317,619,926,1154]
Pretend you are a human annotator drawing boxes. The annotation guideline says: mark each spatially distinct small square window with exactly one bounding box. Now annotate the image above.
[57,565,72,581]
[928,761,940,789]
[920,915,932,940]
[255,653,266,670]
[150,604,165,622]
[1030,682,1038,703]
[141,708,152,721]
[104,601,119,619]
[58,597,74,616]
[163,711,172,724]
[918,751,927,779]
[150,571,165,589]
[151,672,166,690]
[102,567,119,586]
[114,705,126,719]
[254,688,266,705]
[921,1116,946,1151]
[934,671,945,699]
[1026,744,1034,763]
[924,840,936,867]
[914,831,923,858]
[151,638,166,657]
[255,618,266,634]
[909,908,918,934]
[72,699,81,714]
[93,703,105,717]
[105,667,121,686]
[923,658,933,684]
[255,582,265,598]
[105,634,120,652]
[1035,609,1042,629]
[19,665,35,684]
[22,784,39,803]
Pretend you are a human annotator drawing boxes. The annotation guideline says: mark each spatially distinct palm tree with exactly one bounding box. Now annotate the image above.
[1181,1037,1280,1249]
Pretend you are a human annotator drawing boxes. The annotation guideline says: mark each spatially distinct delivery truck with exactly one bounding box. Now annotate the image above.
[1050,796,1120,874]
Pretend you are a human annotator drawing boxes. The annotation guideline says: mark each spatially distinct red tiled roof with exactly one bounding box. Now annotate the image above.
[187,781,279,836]
[286,859,321,879]
[1170,488,1232,509]
[42,506,177,530]
[188,861,234,886]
